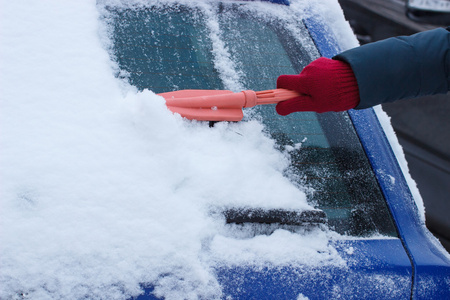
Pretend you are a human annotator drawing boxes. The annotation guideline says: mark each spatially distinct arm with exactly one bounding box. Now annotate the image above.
[276,28,450,115]
[334,27,450,109]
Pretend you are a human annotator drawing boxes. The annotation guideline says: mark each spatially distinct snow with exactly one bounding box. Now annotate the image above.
[0,0,345,299]
[297,293,310,300]
[209,226,345,267]
[293,0,359,51]
[202,5,246,92]
[1,0,439,299]
[373,106,426,220]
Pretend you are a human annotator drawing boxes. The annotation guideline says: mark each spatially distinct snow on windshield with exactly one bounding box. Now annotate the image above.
[0,0,354,299]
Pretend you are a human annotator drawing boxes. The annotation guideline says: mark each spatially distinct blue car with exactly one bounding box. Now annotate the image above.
[104,0,450,298]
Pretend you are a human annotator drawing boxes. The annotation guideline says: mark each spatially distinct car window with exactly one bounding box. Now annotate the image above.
[106,3,397,237]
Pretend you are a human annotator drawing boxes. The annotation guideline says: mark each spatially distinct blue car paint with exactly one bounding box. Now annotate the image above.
[216,239,412,299]
[304,15,450,298]
[348,109,450,299]
[132,3,450,299]
[134,239,412,299]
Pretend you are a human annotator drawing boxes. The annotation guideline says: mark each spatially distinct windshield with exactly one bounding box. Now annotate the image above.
[107,3,397,237]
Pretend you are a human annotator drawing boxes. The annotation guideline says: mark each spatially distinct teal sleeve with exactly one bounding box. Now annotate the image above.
[334,28,450,109]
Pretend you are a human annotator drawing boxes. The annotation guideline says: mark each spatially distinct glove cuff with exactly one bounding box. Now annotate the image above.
[330,59,360,111]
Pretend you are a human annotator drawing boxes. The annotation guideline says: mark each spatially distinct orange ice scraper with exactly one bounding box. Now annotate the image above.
[158,89,301,122]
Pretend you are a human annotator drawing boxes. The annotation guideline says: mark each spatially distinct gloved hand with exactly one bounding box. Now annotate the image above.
[275,57,360,115]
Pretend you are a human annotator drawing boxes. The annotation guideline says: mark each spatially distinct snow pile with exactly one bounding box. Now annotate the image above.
[209,226,343,267]
[0,0,345,299]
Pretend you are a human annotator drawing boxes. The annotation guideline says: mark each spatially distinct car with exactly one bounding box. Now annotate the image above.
[100,0,450,299]
[406,0,450,25]
[2,0,448,299]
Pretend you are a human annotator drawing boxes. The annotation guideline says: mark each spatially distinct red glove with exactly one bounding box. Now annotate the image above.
[275,57,360,115]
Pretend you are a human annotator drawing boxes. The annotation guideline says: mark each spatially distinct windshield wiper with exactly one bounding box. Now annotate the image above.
[223,208,327,226]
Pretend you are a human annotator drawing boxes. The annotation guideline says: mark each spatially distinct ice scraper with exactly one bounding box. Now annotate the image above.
[158,88,301,122]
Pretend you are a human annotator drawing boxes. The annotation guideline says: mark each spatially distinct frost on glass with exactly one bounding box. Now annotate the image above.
[109,5,222,92]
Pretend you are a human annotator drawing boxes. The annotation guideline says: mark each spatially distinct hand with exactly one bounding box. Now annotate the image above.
[275,57,360,115]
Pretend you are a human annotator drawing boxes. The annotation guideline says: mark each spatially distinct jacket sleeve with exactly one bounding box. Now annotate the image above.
[333,27,450,109]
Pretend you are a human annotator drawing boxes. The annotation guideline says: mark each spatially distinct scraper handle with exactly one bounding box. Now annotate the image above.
[254,88,302,106]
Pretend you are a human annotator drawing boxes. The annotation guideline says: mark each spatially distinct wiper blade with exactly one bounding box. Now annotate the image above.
[223,208,327,226]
